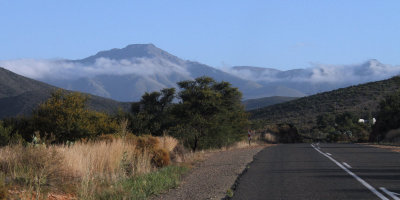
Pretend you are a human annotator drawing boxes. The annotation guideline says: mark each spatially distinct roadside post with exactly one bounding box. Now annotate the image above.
[248,130,252,146]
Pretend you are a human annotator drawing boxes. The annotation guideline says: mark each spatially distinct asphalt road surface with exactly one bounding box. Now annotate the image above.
[232,143,400,200]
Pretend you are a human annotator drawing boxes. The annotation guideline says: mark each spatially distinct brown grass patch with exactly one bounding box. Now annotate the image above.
[0,135,177,199]
[367,144,400,153]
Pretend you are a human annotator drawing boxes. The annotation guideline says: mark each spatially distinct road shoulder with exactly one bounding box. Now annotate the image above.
[152,145,269,200]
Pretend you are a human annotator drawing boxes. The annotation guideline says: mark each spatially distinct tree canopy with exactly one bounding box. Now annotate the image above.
[371,91,400,142]
[32,90,117,142]
[171,77,248,151]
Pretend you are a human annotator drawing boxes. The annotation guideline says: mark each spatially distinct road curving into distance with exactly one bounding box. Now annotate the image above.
[232,143,400,200]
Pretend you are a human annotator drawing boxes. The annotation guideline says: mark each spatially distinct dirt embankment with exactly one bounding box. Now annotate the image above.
[153,145,269,200]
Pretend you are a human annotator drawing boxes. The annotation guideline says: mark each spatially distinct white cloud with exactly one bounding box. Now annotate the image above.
[226,60,400,84]
[0,57,191,80]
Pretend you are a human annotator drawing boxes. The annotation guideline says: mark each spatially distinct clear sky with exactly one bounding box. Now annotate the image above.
[1,0,399,70]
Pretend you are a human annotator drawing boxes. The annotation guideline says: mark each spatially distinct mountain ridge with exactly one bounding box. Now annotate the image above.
[0,67,130,119]
[39,44,305,101]
[1,44,399,102]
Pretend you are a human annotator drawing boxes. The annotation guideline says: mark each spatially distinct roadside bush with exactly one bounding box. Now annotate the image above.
[384,128,400,143]
[0,121,12,146]
[137,135,160,151]
[264,124,301,143]
[152,148,170,167]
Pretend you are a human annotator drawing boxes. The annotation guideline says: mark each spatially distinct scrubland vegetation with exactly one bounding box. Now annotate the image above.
[0,77,251,199]
[0,134,188,199]
[251,76,400,144]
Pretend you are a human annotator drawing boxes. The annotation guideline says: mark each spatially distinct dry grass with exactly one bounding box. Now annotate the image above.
[56,138,152,179]
[0,144,70,199]
[263,133,278,143]
[157,135,179,152]
[0,135,176,199]
[367,144,400,153]
[0,133,269,199]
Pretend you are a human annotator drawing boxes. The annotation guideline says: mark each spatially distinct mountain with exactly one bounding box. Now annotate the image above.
[242,96,298,110]
[32,44,305,101]
[2,45,399,102]
[249,76,400,132]
[229,60,400,95]
[0,67,130,119]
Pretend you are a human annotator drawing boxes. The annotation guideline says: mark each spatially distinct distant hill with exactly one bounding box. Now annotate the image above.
[242,96,298,110]
[0,67,130,119]
[249,76,400,132]
[230,59,400,96]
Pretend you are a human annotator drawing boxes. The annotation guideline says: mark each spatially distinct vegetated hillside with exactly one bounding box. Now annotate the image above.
[0,67,130,119]
[242,96,298,110]
[250,76,400,133]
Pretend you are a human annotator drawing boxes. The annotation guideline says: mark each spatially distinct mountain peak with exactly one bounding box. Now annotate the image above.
[365,59,382,66]
[76,43,181,64]
[125,43,156,49]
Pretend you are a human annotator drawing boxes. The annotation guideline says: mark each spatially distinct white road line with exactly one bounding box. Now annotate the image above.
[326,153,332,156]
[380,187,400,200]
[342,162,352,169]
[311,144,389,200]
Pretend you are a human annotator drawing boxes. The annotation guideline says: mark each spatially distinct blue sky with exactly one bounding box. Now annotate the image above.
[1,0,399,70]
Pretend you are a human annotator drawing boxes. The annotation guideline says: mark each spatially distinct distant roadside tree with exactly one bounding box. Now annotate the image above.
[315,112,369,142]
[171,77,248,151]
[371,91,400,142]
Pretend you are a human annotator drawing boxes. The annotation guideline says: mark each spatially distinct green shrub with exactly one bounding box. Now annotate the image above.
[0,122,12,146]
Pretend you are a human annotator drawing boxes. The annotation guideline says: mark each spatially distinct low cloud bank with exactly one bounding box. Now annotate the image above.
[1,58,399,85]
[0,57,191,80]
[225,60,400,84]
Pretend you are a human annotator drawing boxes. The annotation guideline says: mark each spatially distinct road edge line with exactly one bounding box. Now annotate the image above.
[380,187,400,200]
[311,144,389,200]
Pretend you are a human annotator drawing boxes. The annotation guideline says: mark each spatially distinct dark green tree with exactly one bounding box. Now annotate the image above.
[171,77,248,151]
[371,91,400,142]
[130,88,176,135]
[0,121,12,146]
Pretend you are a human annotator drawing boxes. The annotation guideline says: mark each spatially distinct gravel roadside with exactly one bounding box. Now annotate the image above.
[152,145,267,200]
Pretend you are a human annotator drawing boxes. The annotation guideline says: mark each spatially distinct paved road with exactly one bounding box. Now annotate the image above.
[232,143,400,200]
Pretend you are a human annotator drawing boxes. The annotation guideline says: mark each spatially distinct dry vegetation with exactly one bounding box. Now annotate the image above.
[366,144,400,153]
[0,134,183,199]
[0,130,267,199]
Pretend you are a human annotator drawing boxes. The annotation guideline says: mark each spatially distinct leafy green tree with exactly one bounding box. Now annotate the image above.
[130,88,176,135]
[371,91,400,141]
[171,77,248,151]
[33,90,117,142]
[2,116,34,143]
